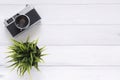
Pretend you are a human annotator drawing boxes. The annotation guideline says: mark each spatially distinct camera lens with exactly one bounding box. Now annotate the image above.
[15,15,30,30]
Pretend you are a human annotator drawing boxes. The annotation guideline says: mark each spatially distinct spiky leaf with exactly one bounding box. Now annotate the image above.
[7,38,46,76]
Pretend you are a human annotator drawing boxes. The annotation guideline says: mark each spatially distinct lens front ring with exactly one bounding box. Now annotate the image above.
[15,15,30,30]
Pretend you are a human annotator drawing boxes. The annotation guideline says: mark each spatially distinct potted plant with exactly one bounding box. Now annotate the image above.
[7,37,46,79]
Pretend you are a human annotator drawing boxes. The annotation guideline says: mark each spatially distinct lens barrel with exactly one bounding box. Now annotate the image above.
[15,15,30,30]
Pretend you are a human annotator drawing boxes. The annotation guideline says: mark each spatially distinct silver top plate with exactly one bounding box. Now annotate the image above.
[4,4,34,27]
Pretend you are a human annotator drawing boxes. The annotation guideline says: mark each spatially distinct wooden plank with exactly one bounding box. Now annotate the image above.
[0,0,120,4]
[1,5,120,25]
[1,24,120,45]
[1,46,120,65]
[0,66,120,80]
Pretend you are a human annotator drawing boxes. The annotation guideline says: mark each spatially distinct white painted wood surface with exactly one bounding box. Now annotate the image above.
[0,0,120,4]
[1,46,120,65]
[0,0,120,80]
[2,24,120,45]
[1,5,120,45]
[1,66,120,80]
[1,5,120,25]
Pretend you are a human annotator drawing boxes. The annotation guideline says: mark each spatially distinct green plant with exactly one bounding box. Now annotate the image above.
[7,38,46,77]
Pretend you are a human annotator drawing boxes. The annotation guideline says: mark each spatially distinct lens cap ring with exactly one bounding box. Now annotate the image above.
[15,15,30,30]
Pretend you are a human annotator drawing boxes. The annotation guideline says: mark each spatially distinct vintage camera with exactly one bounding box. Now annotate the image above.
[4,4,41,37]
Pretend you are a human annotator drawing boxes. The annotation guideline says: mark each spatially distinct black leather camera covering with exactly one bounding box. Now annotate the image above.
[7,9,41,37]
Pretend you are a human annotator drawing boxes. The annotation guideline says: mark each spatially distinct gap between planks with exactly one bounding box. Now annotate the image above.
[1,3,120,5]
[1,65,120,67]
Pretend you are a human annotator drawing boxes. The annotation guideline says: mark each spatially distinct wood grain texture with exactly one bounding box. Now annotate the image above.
[0,0,120,4]
[1,5,120,25]
[1,46,120,65]
[0,66,120,80]
[0,0,120,79]
[1,5,120,45]
[1,24,120,45]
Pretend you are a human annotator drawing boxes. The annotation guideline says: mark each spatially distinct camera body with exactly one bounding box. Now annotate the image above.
[4,5,41,37]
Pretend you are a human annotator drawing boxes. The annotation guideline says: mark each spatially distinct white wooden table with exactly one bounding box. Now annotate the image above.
[0,0,120,80]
